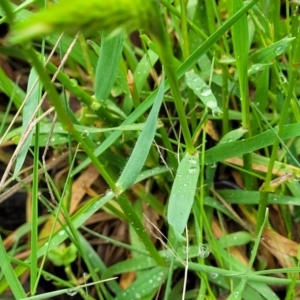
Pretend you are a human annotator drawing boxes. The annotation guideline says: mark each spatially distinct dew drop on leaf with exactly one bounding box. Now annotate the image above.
[274,45,285,56]
[188,166,198,175]
[198,244,210,258]
[187,157,197,165]
[200,86,212,97]
[212,109,223,118]
[66,287,78,296]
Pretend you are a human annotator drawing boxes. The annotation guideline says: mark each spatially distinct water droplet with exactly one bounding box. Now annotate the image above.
[58,230,65,236]
[70,79,78,87]
[200,86,212,97]
[81,129,89,137]
[90,101,101,110]
[50,137,55,143]
[66,287,78,296]
[274,45,285,56]
[188,167,198,175]
[198,244,210,258]
[212,109,223,118]
[105,189,114,198]
[210,273,218,279]
[187,157,197,165]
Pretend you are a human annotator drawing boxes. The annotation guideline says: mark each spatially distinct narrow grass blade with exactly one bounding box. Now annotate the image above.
[249,37,294,64]
[115,74,164,193]
[219,127,248,143]
[0,235,27,299]
[167,151,200,238]
[185,70,222,117]
[13,67,39,178]
[71,0,260,176]
[217,190,300,206]
[0,66,25,108]
[205,123,300,164]
[115,267,167,300]
[95,31,124,103]
[227,209,269,300]
[4,121,163,143]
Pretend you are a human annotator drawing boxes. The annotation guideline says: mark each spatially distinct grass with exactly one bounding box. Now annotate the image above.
[0,0,300,299]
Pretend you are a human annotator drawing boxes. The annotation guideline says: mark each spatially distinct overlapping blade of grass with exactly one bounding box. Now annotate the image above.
[167,151,200,238]
[71,0,260,175]
[0,165,170,293]
[217,190,300,206]
[248,37,294,64]
[0,236,26,299]
[228,0,253,189]
[185,70,222,116]
[204,123,300,164]
[227,209,269,300]
[0,67,25,109]
[8,0,156,44]
[115,74,164,193]
[95,31,124,103]
[13,68,39,178]
[45,61,116,123]
[115,267,167,300]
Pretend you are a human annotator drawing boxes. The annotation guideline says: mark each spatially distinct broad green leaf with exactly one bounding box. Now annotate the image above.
[167,151,200,237]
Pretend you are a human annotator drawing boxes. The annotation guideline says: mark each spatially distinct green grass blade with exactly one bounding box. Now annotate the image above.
[167,151,200,238]
[185,70,222,116]
[71,0,260,176]
[115,74,164,193]
[205,123,300,164]
[95,31,124,103]
[114,267,167,300]
[0,66,25,108]
[227,209,269,300]
[248,37,294,64]
[13,67,39,178]
[0,235,26,299]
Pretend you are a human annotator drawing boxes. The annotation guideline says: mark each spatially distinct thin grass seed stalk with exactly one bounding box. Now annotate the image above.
[10,0,162,44]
